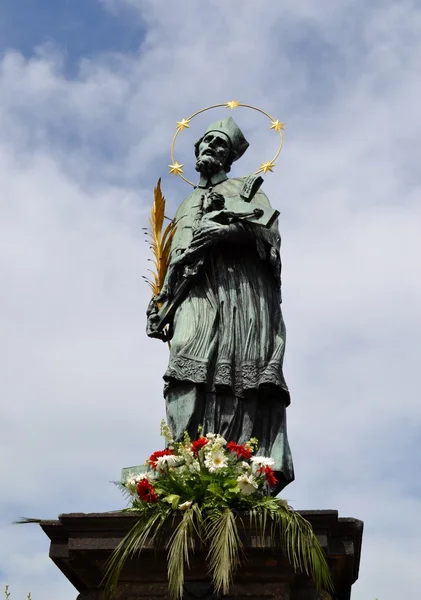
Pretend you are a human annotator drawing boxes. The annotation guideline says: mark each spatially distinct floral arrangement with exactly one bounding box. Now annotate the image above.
[104,421,333,600]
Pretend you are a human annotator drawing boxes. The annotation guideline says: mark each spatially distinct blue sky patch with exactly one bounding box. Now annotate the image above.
[0,0,145,76]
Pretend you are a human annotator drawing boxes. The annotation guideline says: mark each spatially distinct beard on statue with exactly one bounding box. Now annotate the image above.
[195,153,226,177]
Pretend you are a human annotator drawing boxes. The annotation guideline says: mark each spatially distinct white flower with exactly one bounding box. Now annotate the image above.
[179,500,193,511]
[205,432,226,445]
[125,476,138,494]
[156,454,180,471]
[160,419,174,445]
[237,474,258,495]
[250,456,275,469]
[125,471,150,493]
[204,434,227,454]
[241,461,251,471]
[213,434,227,446]
[189,460,201,473]
[205,449,228,472]
[187,460,200,473]
[179,446,195,464]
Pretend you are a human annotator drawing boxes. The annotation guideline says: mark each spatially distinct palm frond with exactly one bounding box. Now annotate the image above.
[272,503,333,593]
[113,481,135,504]
[102,487,332,598]
[167,508,197,600]
[205,508,243,595]
[243,501,333,594]
[13,517,42,524]
[144,179,176,298]
[151,185,165,243]
[103,505,171,599]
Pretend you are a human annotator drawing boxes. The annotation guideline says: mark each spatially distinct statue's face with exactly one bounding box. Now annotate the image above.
[195,132,231,175]
[198,132,231,164]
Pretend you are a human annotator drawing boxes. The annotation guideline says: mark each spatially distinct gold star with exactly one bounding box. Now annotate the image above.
[226,99,240,110]
[169,162,184,176]
[176,118,190,131]
[258,160,276,174]
[270,119,285,132]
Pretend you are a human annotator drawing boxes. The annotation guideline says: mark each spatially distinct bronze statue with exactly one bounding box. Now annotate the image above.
[147,116,294,494]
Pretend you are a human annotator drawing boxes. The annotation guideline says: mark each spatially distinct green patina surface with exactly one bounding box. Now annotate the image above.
[146,117,294,495]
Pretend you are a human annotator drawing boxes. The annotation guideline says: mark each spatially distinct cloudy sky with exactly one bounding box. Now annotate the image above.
[1,0,420,598]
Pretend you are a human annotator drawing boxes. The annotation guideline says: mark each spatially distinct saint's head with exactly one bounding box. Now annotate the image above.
[194,117,249,177]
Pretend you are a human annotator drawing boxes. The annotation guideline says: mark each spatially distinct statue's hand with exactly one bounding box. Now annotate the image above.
[191,220,228,248]
[155,284,169,304]
[146,297,172,342]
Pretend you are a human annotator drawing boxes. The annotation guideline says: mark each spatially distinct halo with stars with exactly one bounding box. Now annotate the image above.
[169,100,285,187]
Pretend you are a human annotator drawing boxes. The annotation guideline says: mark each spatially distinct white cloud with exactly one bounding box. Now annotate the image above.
[1,0,421,598]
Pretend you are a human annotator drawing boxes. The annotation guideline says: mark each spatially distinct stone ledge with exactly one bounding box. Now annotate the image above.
[40,510,363,600]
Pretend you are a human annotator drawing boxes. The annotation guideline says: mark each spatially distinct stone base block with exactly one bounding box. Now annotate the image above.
[40,510,362,600]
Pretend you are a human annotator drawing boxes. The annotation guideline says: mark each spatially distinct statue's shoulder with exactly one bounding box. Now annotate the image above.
[225,177,271,208]
[221,177,246,196]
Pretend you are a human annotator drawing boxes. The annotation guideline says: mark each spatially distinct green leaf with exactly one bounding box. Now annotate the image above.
[163,494,181,510]
[206,483,224,497]
[222,478,238,490]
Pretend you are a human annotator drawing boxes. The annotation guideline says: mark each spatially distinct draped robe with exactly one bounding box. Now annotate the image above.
[162,175,294,494]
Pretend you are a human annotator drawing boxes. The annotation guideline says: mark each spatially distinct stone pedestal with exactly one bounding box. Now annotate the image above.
[40,510,362,600]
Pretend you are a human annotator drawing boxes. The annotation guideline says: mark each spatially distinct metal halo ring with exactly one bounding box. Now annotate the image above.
[169,101,285,187]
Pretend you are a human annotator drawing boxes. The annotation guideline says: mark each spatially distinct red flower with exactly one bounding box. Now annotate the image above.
[227,441,252,460]
[191,437,208,456]
[137,478,158,503]
[148,449,174,471]
[261,466,278,488]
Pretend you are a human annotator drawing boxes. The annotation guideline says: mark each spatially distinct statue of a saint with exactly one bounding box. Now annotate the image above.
[147,117,294,494]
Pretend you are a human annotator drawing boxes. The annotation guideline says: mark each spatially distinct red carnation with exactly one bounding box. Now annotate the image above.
[148,449,174,471]
[191,437,208,456]
[262,466,278,488]
[227,441,252,460]
[137,478,158,503]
